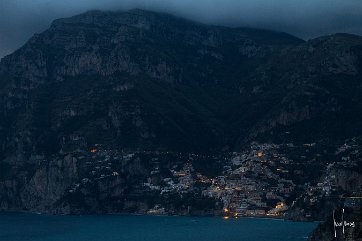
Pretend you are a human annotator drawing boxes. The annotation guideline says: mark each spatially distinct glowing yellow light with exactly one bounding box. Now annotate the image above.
[223,216,229,220]
[257,152,263,157]
[275,202,285,209]
[224,208,229,213]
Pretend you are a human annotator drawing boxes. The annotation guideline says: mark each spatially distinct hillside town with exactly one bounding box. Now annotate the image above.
[62,137,362,220]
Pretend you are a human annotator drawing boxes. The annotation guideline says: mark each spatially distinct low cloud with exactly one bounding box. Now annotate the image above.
[1,0,362,58]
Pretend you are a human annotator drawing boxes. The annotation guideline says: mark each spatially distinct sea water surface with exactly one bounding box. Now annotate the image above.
[0,213,317,241]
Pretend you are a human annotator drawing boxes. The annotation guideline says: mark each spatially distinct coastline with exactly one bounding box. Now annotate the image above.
[0,209,319,223]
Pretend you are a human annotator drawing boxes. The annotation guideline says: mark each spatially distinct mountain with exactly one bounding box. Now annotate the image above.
[0,9,304,156]
[0,9,362,216]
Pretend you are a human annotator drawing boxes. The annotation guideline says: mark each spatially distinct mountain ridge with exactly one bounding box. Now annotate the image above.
[0,9,312,156]
[0,9,362,219]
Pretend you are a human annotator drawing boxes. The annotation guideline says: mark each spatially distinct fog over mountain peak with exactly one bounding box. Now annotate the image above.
[1,0,362,59]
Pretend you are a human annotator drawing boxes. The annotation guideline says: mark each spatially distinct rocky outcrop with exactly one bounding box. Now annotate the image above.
[0,154,78,212]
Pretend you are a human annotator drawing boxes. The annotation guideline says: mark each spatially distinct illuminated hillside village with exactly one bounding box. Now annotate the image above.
[61,137,362,219]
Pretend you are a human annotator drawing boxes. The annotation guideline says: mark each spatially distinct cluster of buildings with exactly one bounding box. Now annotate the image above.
[141,143,299,218]
[201,143,295,218]
[62,137,362,219]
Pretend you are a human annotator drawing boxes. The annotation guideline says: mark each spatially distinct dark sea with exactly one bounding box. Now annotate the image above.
[0,213,317,241]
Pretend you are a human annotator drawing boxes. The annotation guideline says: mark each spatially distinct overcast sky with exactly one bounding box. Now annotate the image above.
[1,0,362,59]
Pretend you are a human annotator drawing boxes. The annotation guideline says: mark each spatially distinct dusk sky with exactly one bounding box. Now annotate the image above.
[1,0,362,59]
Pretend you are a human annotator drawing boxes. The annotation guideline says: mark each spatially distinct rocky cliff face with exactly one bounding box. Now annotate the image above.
[0,9,362,216]
[0,9,306,159]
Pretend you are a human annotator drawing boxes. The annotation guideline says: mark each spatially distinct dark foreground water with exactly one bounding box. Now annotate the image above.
[0,213,317,241]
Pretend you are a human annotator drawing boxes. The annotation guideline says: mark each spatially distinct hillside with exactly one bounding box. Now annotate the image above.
[0,9,361,218]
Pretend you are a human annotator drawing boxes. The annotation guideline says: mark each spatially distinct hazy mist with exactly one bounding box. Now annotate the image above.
[1,0,362,58]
